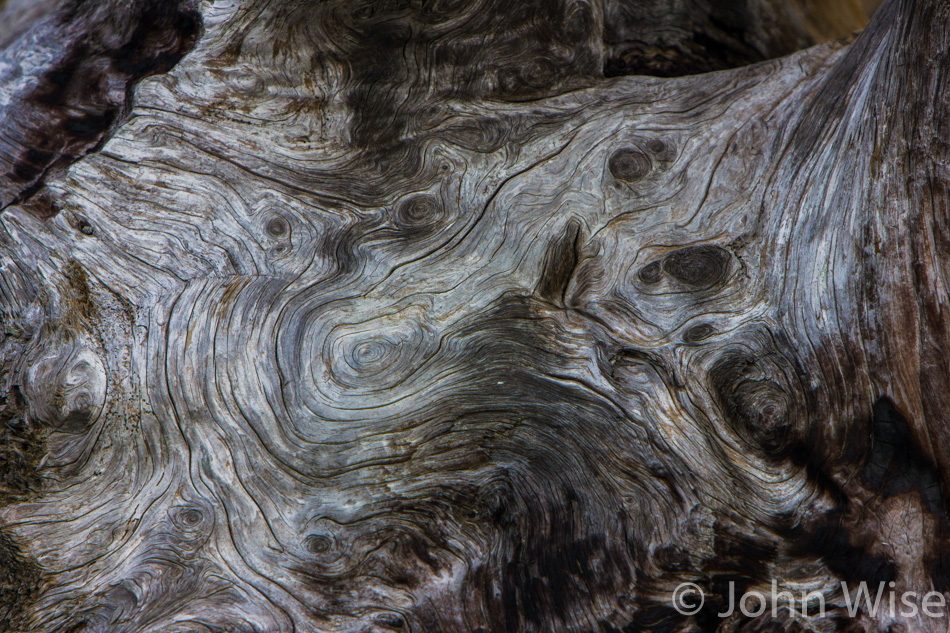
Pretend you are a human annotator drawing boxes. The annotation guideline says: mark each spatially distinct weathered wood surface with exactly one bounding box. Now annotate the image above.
[2,0,950,631]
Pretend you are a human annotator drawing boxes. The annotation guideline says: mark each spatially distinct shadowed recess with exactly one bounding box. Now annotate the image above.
[0,0,202,212]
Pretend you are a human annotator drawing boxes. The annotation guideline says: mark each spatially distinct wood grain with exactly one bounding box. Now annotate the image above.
[0,0,946,631]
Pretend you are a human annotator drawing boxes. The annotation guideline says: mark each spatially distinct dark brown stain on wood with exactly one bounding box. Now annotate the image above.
[862,398,945,516]
[537,219,582,305]
[0,530,41,632]
[0,385,45,505]
[0,0,202,212]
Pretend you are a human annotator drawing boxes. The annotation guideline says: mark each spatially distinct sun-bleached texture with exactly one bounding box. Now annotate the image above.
[3,0,949,631]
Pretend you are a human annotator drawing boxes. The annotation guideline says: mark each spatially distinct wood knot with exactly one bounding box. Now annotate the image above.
[633,245,731,295]
[304,533,332,554]
[340,336,401,379]
[171,506,206,531]
[646,137,677,162]
[23,337,106,434]
[608,148,652,181]
[372,612,406,630]
[265,216,289,238]
[167,504,213,549]
[394,194,445,232]
[637,260,662,284]
[323,307,437,396]
[662,245,730,289]
[709,352,797,456]
[683,323,716,343]
[269,243,291,258]
[76,217,95,236]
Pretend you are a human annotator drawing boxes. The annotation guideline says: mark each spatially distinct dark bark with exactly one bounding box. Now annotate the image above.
[0,0,201,211]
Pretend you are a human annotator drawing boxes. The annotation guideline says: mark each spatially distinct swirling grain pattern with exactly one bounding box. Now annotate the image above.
[1,0,948,631]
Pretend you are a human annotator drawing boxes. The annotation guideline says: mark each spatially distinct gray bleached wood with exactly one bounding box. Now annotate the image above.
[2,0,949,632]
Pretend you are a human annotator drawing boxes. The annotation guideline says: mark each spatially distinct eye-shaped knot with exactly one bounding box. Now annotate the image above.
[265,216,289,238]
[304,533,332,554]
[608,148,652,182]
[169,504,212,538]
[394,194,445,231]
[709,352,800,457]
[683,323,716,344]
[323,307,438,397]
[662,246,730,289]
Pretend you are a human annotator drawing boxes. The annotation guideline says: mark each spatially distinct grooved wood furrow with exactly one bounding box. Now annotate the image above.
[0,0,947,632]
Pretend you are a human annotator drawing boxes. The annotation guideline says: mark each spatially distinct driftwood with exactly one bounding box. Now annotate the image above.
[2,0,949,631]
